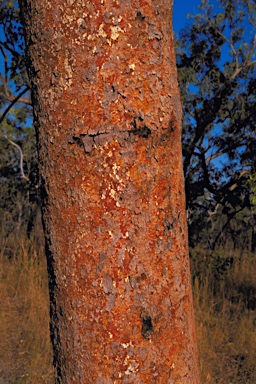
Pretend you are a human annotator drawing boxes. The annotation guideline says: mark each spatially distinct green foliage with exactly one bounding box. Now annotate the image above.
[176,0,256,250]
[0,0,35,235]
[247,173,256,210]
[0,0,28,91]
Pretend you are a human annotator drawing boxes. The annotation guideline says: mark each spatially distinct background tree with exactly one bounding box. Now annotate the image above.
[19,0,200,382]
[176,0,256,250]
[0,0,36,237]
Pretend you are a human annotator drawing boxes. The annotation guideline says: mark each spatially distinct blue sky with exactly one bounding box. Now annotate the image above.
[172,0,222,33]
[173,0,202,32]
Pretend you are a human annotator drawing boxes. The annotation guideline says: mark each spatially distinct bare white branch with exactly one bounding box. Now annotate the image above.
[3,134,30,182]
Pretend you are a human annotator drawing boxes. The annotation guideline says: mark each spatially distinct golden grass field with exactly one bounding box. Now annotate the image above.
[1,232,256,383]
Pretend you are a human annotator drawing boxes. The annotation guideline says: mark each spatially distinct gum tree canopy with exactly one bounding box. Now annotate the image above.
[18,0,200,382]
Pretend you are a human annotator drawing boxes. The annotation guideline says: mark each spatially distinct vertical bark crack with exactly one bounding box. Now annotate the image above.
[141,310,154,340]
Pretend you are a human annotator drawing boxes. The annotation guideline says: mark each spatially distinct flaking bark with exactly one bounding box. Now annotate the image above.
[19,0,201,382]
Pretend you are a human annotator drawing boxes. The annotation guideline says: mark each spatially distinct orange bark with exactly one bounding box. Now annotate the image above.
[19,0,200,382]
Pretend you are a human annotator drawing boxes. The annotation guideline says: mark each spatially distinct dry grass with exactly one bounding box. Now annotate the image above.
[192,249,256,383]
[1,231,256,383]
[0,232,53,383]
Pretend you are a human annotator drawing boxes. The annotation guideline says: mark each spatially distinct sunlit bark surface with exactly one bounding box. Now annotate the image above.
[19,0,200,382]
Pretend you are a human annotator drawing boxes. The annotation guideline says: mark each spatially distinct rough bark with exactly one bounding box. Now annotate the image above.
[19,0,200,382]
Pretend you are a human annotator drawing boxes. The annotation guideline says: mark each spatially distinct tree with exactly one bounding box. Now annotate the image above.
[18,0,200,382]
[0,0,36,236]
[176,0,256,249]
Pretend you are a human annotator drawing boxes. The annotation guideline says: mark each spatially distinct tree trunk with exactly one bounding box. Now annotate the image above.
[19,1,200,382]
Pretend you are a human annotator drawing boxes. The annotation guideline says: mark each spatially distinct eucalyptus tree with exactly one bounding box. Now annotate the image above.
[0,0,35,234]
[19,0,200,382]
[176,0,256,249]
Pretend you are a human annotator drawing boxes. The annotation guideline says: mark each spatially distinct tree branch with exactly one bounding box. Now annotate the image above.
[212,206,245,250]
[3,134,30,182]
[0,86,30,126]
[0,41,21,59]
[0,91,32,105]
